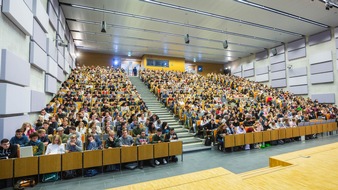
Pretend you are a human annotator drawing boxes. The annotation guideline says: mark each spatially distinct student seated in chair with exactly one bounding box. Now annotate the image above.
[45,135,65,155]
[9,129,29,147]
[105,131,120,149]
[0,138,19,159]
[65,135,83,152]
[136,131,155,169]
[26,132,44,156]
[152,128,168,165]
[119,130,134,147]
[86,134,102,150]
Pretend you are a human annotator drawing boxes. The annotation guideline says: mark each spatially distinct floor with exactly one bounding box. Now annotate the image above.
[8,134,338,190]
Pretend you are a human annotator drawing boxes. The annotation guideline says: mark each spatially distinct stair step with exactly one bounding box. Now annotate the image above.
[238,166,283,179]
[182,138,203,144]
[183,144,212,153]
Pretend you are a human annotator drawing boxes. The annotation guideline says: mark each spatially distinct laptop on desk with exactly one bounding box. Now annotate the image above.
[20,146,34,158]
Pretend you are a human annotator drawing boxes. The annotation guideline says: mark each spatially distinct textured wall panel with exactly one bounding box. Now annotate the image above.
[48,2,58,30]
[270,54,285,64]
[46,38,57,62]
[243,69,254,78]
[288,85,308,95]
[2,0,34,36]
[287,38,306,51]
[310,72,334,84]
[271,79,287,88]
[289,76,308,86]
[270,62,286,72]
[0,115,30,140]
[311,93,335,104]
[0,49,30,86]
[59,9,66,29]
[32,20,47,52]
[243,62,254,71]
[0,83,31,115]
[309,30,331,46]
[255,66,269,75]
[23,0,33,11]
[50,0,59,14]
[57,51,65,69]
[256,51,268,61]
[233,72,242,78]
[288,67,307,78]
[30,42,47,71]
[30,90,46,112]
[47,56,58,78]
[270,45,285,56]
[310,61,333,74]
[57,21,65,41]
[57,66,65,82]
[309,51,332,65]
[232,65,242,73]
[64,61,70,74]
[32,0,49,32]
[45,74,57,94]
[270,70,286,80]
[255,74,269,82]
[288,48,306,61]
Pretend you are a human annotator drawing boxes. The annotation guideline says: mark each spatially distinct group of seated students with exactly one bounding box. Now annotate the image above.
[140,69,338,150]
[1,66,179,169]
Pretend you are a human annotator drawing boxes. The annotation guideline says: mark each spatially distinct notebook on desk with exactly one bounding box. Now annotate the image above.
[20,146,33,158]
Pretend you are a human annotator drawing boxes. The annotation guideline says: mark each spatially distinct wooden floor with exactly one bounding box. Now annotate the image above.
[109,142,338,190]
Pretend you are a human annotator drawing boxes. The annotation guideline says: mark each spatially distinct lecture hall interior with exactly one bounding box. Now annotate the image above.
[1,0,338,189]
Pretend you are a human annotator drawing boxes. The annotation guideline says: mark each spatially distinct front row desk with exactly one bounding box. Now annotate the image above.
[223,121,338,148]
[0,141,183,181]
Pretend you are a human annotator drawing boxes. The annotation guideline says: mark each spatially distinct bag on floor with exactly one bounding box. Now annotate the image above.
[84,169,99,177]
[205,136,212,146]
[63,170,77,179]
[42,172,59,183]
[14,178,36,190]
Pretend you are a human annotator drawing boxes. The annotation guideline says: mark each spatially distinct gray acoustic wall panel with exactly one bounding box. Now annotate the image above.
[243,62,254,71]
[287,38,305,51]
[57,51,65,69]
[233,72,242,78]
[0,49,30,87]
[32,20,47,52]
[243,69,254,78]
[57,21,65,41]
[270,70,286,80]
[47,38,57,62]
[50,0,59,14]
[311,93,335,104]
[30,42,47,71]
[256,51,268,61]
[64,61,70,74]
[59,9,66,29]
[23,0,33,11]
[289,76,308,86]
[288,67,307,78]
[310,61,333,74]
[47,56,58,78]
[270,54,285,64]
[271,79,287,88]
[45,74,57,94]
[57,66,65,82]
[255,74,269,82]
[270,62,286,72]
[335,27,338,38]
[309,51,332,65]
[232,65,242,73]
[255,66,269,75]
[310,72,334,84]
[288,48,306,61]
[32,0,49,32]
[309,30,331,46]
[288,85,308,95]
[0,83,31,115]
[0,115,30,140]
[30,90,46,112]
[2,0,34,36]
[270,45,285,56]
[48,2,58,30]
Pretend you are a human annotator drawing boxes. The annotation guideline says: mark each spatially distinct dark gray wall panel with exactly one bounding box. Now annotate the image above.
[309,30,331,46]
[255,66,269,75]
[288,67,307,78]
[0,83,31,115]
[45,74,57,94]
[310,72,334,84]
[288,48,306,61]
[0,115,30,140]
[31,90,46,112]
[289,76,308,86]
[287,38,305,51]
[30,42,47,71]
[243,69,254,78]
[288,85,308,95]
[255,74,269,82]
[32,20,47,52]
[271,70,286,80]
[311,93,335,104]
[309,51,332,65]
[271,79,287,88]
[0,49,30,86]
[270,54,285,64]
[270,62,286,72]
[2,0,33,36]
[256,51,268,61]
[310,61,333,74]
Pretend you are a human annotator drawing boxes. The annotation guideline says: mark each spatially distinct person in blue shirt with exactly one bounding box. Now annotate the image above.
[9,129,29,147]
[86,134,102,150]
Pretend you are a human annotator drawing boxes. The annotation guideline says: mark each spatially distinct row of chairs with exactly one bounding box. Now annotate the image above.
[0,141,183,180]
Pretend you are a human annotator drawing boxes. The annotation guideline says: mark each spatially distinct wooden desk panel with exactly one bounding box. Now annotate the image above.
[270,130,279,141]
[292,127,300,137]
[285,128,293,138]
[299,126,306,136]
[224,135,235,148]
[254,132,263,143]
[121,146,137,163]
[311,125,318,134]
[244,133,254,144]
[305,126,312,135]
[14,157,38,178]
[317,124,323,133]
[332,122,338,131]
[103,148,121,165]
[262,131,271,142]
[279,129,286,139]
[138,144,154,161]
[39,154,61,174]
[328,122,333,132]
[83,150,103,168]
[62,152,82,171]
[235,134,245,146]
[0,159,13,179]
[322,123,329,133]
[169,141,183,156]
[154,143,169,158]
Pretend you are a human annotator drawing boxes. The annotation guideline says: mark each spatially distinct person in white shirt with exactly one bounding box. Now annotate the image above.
[45,135,65,155]
[76,121,87,135]
[138,113,147,124]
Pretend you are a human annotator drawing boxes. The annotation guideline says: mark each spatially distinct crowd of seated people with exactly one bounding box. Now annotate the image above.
[140,69,338,150]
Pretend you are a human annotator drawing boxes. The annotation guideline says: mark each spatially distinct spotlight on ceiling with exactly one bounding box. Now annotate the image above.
[184,34,190,44]
[101,21,107,33]
[223,40,228,49]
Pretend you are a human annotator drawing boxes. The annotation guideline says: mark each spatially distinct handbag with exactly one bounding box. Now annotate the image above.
[42,173,59,183]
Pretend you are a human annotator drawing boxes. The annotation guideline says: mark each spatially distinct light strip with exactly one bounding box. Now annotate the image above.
[139,0,303,36]
[235,0,329,28]
[60,2,282,43]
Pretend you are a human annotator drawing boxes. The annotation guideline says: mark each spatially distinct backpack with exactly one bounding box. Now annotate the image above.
[13,178,36,190]
[84,169,99,177]
[204,136,212,146]
[42,172,59,183]
[63,170,77,179]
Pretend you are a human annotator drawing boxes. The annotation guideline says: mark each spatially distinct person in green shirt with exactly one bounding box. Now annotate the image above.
[26,132,44,156]
[105,131,120,148]
[57,127,69,144]
[132,124,144,137]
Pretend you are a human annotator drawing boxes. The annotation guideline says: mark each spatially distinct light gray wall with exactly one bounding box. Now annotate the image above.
[0,0,76,139]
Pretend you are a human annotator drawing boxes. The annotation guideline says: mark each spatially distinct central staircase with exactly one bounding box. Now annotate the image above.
[129,76,211,153]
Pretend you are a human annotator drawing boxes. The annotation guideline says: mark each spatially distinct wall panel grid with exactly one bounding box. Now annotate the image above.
[243,62,254,71]
[271,79,287,88]
[270,62,286,72]
[309,30,331,46]
[243,69,254,78]
[270,70,286,80]
[311,93,335,104]
[288,85,308,95]
[270,54,286,64]
[288,48,306,61]
[255,66,269,75]
[255,74,269,82]
[310,72,334,84]
[288,67,307,78]
[309,51,332,65]
[256,51,268,61]
[287,38,306,51]
[310,61,333,75]
[289,76,308,87]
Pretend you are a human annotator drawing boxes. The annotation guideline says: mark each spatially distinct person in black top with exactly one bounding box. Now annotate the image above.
[0,139,18,159]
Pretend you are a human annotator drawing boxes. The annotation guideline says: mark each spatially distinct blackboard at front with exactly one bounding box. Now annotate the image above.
[147,59,169,67]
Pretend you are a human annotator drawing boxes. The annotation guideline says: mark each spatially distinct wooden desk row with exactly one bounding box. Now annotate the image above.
[0,141,183,180]
[223,122,338,148]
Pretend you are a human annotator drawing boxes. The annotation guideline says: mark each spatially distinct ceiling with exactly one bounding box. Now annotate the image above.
[60,0,338,64]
